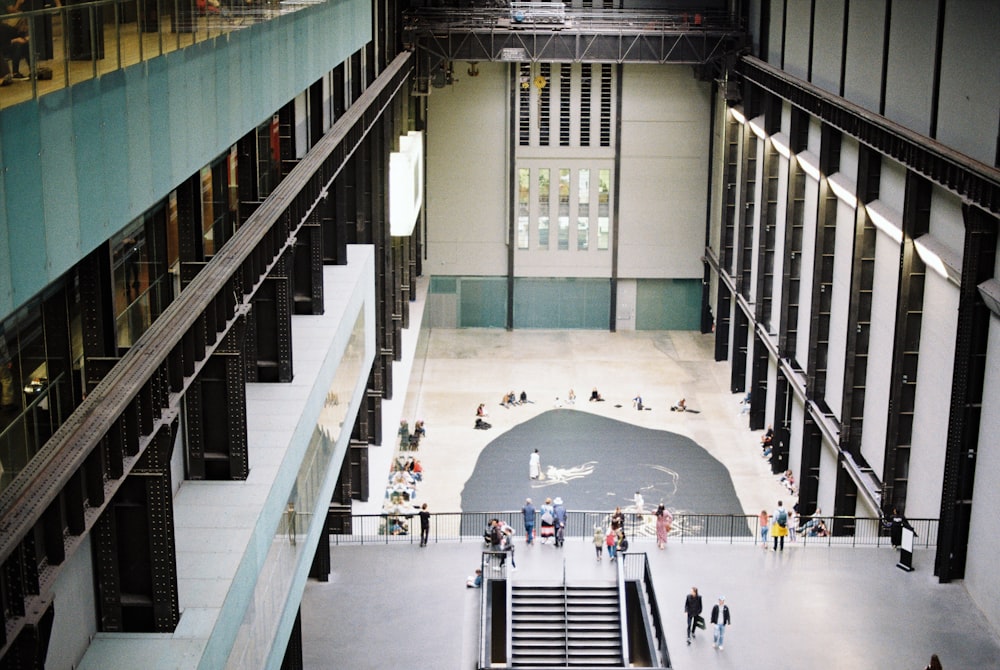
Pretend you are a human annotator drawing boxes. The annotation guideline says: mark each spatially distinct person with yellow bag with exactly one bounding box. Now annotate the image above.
[771,500,790,551]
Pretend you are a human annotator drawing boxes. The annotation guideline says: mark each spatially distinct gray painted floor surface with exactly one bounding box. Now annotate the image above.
[301,320,1000,670]
[303,541,1000,670]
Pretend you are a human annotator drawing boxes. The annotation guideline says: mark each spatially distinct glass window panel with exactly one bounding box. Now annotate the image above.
[598,169,610,250]
[577,169,590,250]
[538,169,550,249]
[558,169,570,250]
[518,168,530,249]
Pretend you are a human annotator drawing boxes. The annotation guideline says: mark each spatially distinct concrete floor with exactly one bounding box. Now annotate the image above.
[302,282,1000,669]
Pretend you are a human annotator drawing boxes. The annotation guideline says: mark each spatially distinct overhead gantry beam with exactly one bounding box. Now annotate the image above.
[403,8,747,74]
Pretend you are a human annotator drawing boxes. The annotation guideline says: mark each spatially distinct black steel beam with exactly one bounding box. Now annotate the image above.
[0,53,414,657]
[738,56,1000,215]
[404,8,746,65]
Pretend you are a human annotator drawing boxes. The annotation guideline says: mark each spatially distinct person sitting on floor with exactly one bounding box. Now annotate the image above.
[779,470,796,494]
[760,425,774,455]
[589,387,604,402]
[410,420,426,448]
[405,457,423,481]
[632,392,644,410]
[466,568,483,588]
[671,398,687,412]
[519,390,529,404]
[808,519,828,537]
[797,507,822,534]
[475,417,492,430]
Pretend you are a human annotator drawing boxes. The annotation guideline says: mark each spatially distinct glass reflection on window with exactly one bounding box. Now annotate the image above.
[538,169,550,249]
[578,169,590,250]
[518,168,530,249]
[558,169,570,250]
[598,169,611,250]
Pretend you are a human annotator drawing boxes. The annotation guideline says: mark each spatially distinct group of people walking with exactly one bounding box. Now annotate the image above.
[684,587,732,650]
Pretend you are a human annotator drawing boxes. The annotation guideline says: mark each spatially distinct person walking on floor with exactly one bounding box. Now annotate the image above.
[710,596,731,650]
[593,526,604,562]
[529,449,541,480]
[418,503,430,547]
[684,586,703,644]
[522,498,536,545]
[615,528,629,559]
[654,503,673,549]
[606,527,617,561]
[771,500,789,551]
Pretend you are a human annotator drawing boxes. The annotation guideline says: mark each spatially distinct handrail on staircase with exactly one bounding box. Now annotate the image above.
[640,553,670,668]
[478,550,490,669]
[562,557,570,663]
[616,553,631,666]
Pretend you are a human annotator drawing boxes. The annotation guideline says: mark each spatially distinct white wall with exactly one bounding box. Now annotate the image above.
[782,0,812,81]
[794,164,819,367]
[882,0,937,135]
[768,150,789,328]
[860,224,900,479]
[966,314,1000,634]
[823,188,856,419]
[906,269,958,518]
[425,62,510,276]
[842,0,886,113]
[46,535,98,670]
[816,437,839,513]
[810,0,845,95]
[747,134,765,302]
[929,186,966,259]
[936,0,1000,166]
[618,65,711,279]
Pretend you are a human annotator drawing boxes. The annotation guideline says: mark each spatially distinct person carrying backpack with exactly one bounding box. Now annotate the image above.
[771,500,789,551]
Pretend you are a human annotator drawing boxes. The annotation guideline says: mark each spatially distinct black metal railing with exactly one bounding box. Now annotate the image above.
[332,511,938,549]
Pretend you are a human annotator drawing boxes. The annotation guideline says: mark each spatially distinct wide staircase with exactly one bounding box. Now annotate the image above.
[510,584,622,667]
[478,552,670,669]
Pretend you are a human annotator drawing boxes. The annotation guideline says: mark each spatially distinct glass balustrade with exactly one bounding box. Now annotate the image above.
[0,0,324,110]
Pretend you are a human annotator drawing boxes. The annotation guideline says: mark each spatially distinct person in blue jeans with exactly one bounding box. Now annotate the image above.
[711,596,731,650]
[521,498,536,545]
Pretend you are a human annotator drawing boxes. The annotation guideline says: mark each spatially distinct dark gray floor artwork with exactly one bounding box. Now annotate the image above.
[460,410,747,534]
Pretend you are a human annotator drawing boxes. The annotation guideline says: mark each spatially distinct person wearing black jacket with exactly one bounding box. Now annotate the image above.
[684,586,703,644]
[710,596,731,650]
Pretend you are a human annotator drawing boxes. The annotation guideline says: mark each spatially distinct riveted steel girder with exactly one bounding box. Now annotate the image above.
[403,8,746,68]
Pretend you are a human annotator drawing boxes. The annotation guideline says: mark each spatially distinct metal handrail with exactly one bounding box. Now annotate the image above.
[405,7,742,33]
[1,0,318,110]
[331,511,939,548]
[615,551,629,667]
[478,550,489,670]
[562,557,569,664]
